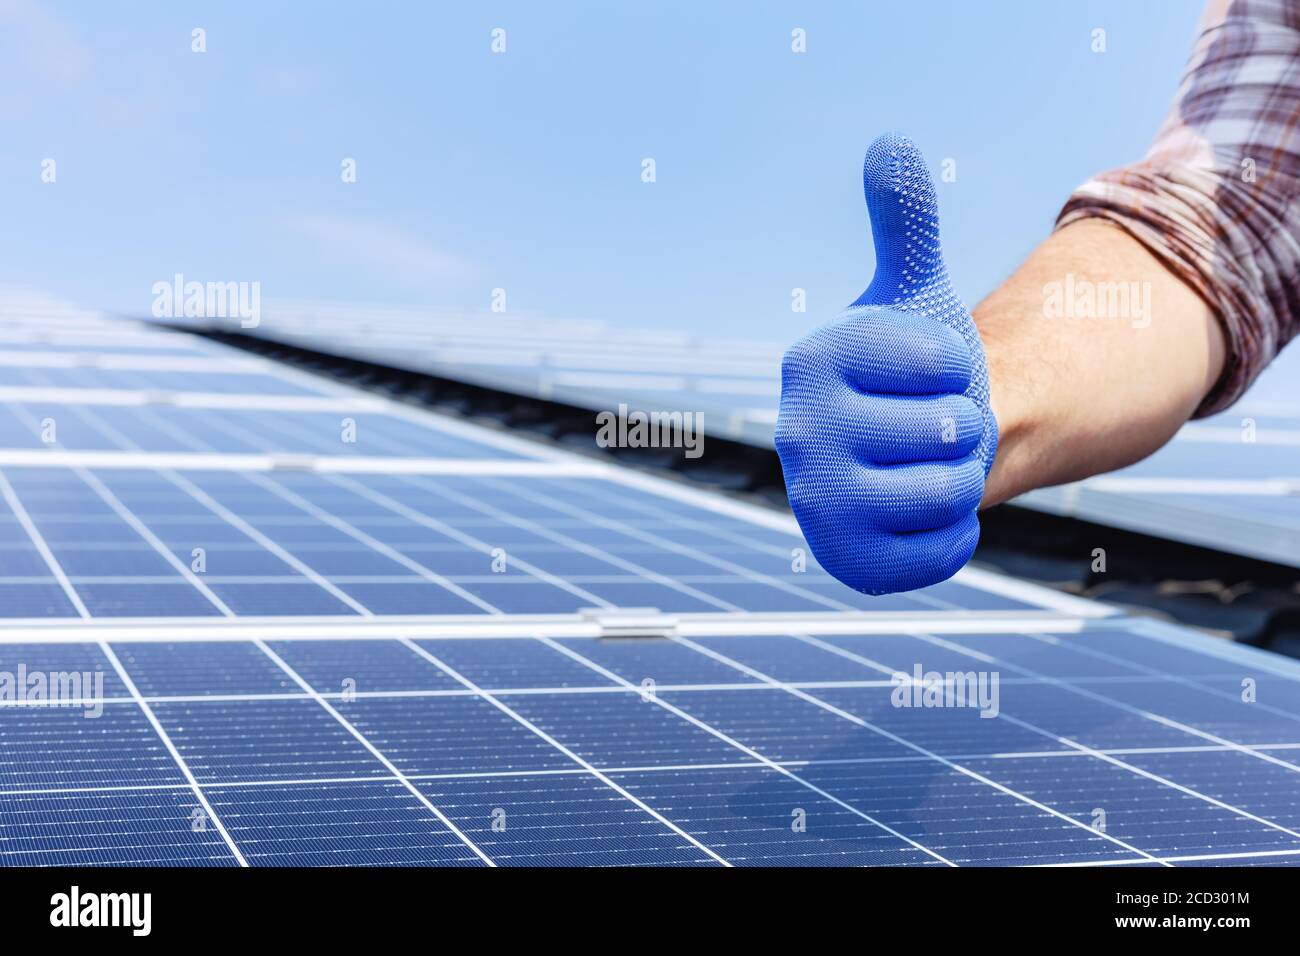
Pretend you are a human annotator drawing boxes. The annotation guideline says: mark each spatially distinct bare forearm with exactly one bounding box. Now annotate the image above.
[976,219,1225,506]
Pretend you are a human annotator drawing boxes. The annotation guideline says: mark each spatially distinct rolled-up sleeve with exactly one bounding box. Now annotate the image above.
[1056,0,1300,416]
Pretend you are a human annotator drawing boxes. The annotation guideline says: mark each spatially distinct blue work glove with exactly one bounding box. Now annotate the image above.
[775,133,998,595]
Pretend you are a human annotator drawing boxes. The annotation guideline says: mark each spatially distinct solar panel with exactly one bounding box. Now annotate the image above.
[181,301,1300,569]
[2,290,1299,868]
[155,299,786,445]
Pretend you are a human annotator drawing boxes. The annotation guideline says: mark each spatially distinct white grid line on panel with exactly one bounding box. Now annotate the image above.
[536,636,960,867]
[0,467,247,865]
[251,639,497,867]
[396,638,730,866]
[669,634,1168,866]
[2,738,1300,800]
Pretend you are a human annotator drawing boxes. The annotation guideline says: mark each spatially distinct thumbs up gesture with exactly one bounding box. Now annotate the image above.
[775,133,999,595]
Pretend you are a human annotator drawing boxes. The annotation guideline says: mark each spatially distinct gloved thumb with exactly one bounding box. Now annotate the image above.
[853,132,949,309]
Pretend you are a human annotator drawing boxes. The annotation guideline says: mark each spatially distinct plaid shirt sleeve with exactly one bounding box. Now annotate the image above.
[1056,0,1300,416]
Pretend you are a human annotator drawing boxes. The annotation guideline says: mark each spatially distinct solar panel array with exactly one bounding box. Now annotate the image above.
[174,301,1300,569]
[158,300,784,445]
[1,287,1297,867]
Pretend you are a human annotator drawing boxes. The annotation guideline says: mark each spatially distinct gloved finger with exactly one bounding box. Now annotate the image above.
[877,512,981,592]
[855,455,986,533]
[782,309,973,397]
[838,392,982,464]
[803,511,981,596]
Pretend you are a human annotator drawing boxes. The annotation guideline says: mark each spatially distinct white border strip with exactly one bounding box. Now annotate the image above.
[0,350,263,372]
[0,449,609,475]
[0,385,391,412]
[1083,477,1300,496]
[0,611,1089,643]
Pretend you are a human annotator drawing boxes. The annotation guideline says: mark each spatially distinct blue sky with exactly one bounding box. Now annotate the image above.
[1,0,1205,339]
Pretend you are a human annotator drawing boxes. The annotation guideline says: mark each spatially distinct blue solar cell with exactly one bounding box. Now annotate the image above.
[0,643,127,696]
[335,695,575,775]
[326,580,488,615]
[375,548,491,575]
[501,690,745,768]
[0,704,187,790]
[74,582,224,618]
[151,698,389,783]
[794,760,1139,866]
[266,640,462,694]
[414,772,717,866]
[241,523,367,548]
[437,523,562,549]
[37,522,143,546]
[818,633,1002,675]
[0,545,52,576]
[674,579,837,613]
[936,632,1155,680]
[554,637,761,687]
[149,521,273,547]
[0,581,81,617]
[993,681,1213,751]
[1187,853,1300,866]
[689,635,887,683]
[284,548,413,575]
[912,580,1041,612]
[113,642,295,698]
[1198,675,1300,718]
[194,413,530,460]
[12,413,119,450]
[815,685,1071,756]
[177,550,300,575]
[1084,679,1300,747]
[206,781,486,866]
[662,689,916,763]
[1119,750,1300,832]
[416,638,616,690]
[0,517,31,543]
[600,549,755,577]
[963,754,1300,859]
[55,547,181,576]
[0,788,240,866]
[1073,628,1268,677]
[563,581,724,613]
[609,766,941,866]
[438,578,593,614]
[784,582,973,612]
[203,581,359,616]
[512,548,650,576]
